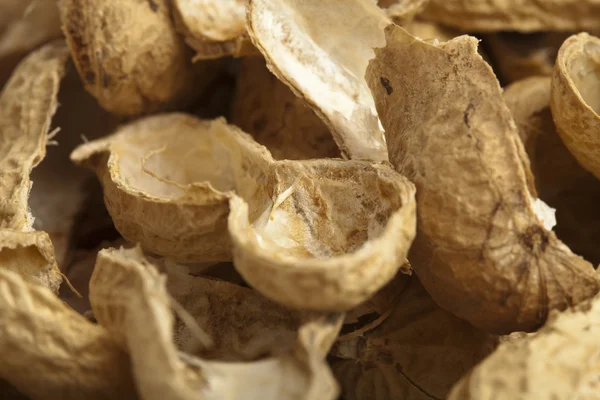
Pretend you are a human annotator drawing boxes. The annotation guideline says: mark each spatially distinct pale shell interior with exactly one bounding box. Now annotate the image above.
[250,162,405,259]
[569,39,600,114]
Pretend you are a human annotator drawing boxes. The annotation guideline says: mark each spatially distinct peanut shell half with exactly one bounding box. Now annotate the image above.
[367,25,599,333]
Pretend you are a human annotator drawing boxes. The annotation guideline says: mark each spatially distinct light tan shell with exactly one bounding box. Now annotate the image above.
[230,57,340,160]
[367,25,599,333]
[90,246,343,400]
[163,263,303,360]
[505,76,600,266]
[331,276,497,400]
[449,292,600,400]
[0,0,63,87]
[71,113,271,263]
[0,41,70,291]
[228,158,416,311]
[378,0,431,25]
[0,267,137,400]
[0,230,62,294]
[172,0,256,60]
[550,32,600,181]
[59,0,211,116]
[486,32,570,83]
[422,0,600,32]
[247,0,389,161]
[0,40,68,230]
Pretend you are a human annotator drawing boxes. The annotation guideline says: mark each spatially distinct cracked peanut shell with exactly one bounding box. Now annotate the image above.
[70,114,266,263]
[59,0,211,116]
[505,76,600,266]
[73,112,417,312]
[0,267,136,400]
[0,40,71,291]
[228,156,417,312]
[422,0,600,32]
[247,0,389,161]
[449,291,600,400]
[550,32,600,182]
[367,24,599,333]
[90,245,343,400]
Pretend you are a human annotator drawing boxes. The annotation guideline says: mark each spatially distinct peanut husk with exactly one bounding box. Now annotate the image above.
[90,246,343,400]
[505,76,600,266]
[247,0,389,161]
[367,24,599,333]
[550,32,600,181]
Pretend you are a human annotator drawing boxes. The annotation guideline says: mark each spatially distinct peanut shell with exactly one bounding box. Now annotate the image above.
[71,114,270,263]
[505,76,600,266]
[550,32,600,181]
[449,291,600,399]
[90,246,343,400]
[228,157,417,311]
[163,262,303,360]
[0,40,70,291]
[367,24,599,333]
[0,40,68,230]
[247,0,389,161]
[0,267,136,400]
[59,0,210,116]
[73,113,417,312]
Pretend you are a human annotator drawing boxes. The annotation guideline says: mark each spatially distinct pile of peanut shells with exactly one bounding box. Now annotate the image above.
[2,0,600,399]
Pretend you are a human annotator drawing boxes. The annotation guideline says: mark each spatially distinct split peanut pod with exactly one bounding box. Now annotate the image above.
[0,268,136,400]
[90,246,343,400]
[173,0,255,60]
[59,0,211,116]
[505,76,600,265]
[163,263,303,359]
[0,41,72,291]
[551,33,600,182]
[231,57,340,160]
[247,0,389,161]
[74,113,417,311]
[367,25,599,333]
[70,114,269,263]
[0,41,68,230]
[422,0,600,32]
[332,277,497,400]
[228,158,416,311]
[449,293,600,399]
